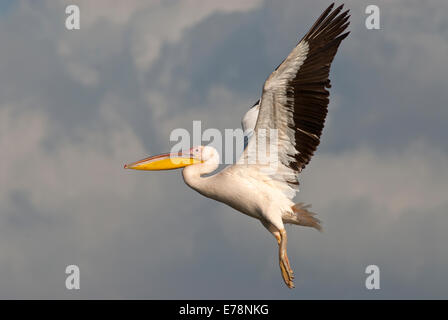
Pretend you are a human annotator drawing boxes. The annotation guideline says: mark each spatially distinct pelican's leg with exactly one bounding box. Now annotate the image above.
[278,228,295,288]
[274,232,292,272]
[260,219,295,288]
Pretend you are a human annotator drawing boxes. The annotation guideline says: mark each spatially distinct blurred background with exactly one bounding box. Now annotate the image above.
[0,0,447,298]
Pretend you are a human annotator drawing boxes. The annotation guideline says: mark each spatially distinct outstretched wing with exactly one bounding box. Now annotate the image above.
[238,3,350,195]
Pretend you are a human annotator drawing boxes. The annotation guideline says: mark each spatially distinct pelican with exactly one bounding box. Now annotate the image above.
[125,3,350,288]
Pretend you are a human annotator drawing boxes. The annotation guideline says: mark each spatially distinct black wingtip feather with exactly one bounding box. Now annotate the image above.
[287,3,350,171]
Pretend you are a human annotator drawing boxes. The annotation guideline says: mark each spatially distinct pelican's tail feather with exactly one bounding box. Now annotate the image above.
[285,203,322,232]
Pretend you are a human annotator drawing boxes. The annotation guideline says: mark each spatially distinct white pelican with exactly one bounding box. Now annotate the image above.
[125,3,350,288]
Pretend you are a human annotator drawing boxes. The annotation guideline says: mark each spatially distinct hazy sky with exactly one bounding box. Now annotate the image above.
[0,0,447,298]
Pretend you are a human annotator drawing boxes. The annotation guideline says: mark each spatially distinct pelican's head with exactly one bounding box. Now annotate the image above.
[124,146,208,171]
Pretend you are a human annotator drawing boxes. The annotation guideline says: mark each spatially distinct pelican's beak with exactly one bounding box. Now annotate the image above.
[124,150,202,171]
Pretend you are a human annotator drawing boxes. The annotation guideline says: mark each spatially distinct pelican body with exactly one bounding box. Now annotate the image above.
[125,3,350,288]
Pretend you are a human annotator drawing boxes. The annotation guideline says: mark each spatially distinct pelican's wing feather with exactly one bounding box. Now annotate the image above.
[238,3,350,197]
[241,100,260,148]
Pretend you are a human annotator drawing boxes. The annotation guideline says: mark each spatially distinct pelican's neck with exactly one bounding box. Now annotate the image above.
[182,152,220,197]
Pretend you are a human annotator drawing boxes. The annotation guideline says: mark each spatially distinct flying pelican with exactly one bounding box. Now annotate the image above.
[125,3,350,288]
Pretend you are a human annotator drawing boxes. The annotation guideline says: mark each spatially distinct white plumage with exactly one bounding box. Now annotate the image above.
[125,3,350,288]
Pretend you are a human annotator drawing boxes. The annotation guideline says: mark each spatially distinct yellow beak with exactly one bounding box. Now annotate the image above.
[124,151,202,171]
